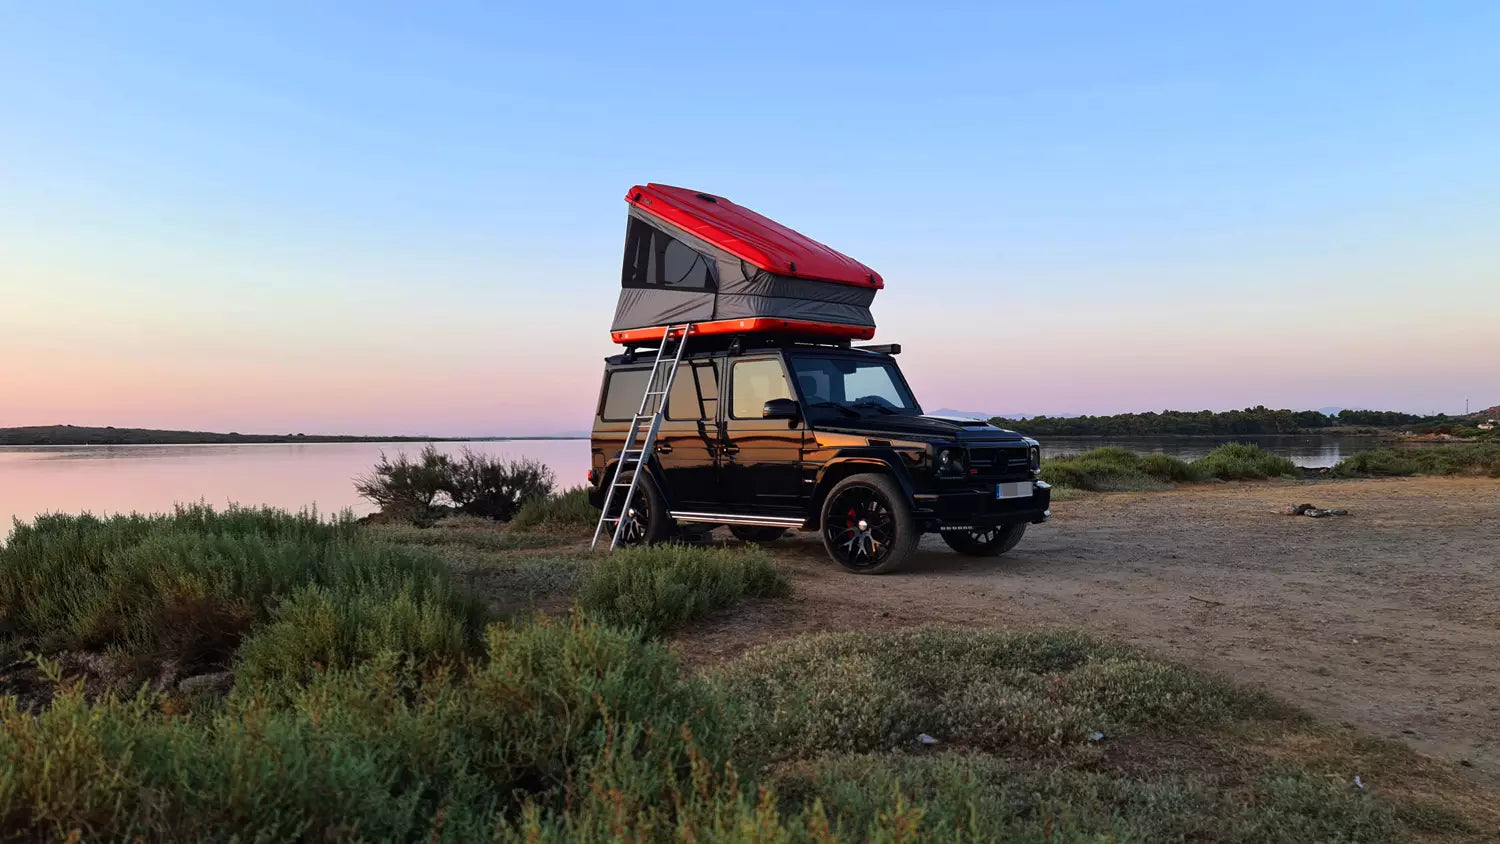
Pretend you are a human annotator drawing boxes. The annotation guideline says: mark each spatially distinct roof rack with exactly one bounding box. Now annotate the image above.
[615,334,891,365]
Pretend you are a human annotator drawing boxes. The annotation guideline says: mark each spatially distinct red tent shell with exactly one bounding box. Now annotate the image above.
[625,184,883,289]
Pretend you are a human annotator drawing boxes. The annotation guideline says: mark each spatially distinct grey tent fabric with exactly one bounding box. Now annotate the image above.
[611,208,877,334]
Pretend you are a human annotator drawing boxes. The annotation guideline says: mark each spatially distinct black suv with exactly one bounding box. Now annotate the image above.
[587,338,1050,573]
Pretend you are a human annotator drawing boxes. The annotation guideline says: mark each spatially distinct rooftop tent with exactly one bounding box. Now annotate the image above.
[610,184,883,344]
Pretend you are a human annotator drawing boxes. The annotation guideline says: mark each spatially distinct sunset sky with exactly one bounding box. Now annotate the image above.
[3,2,1497,436]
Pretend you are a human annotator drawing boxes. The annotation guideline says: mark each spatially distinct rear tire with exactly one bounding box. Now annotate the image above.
[820,473,918,574]
[729,525,786,544]
[603,470,672,547]
[941,523,1027,557]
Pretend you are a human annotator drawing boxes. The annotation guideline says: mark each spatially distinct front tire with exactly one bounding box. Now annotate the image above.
[941,523,1027,557]
[820,473,918,574]
[604,470,672,547]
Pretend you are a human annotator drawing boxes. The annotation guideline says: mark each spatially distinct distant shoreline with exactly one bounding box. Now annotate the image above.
[0,426,586,447]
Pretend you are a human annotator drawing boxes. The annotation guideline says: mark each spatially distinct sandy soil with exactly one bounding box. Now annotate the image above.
[680,477,1500,782]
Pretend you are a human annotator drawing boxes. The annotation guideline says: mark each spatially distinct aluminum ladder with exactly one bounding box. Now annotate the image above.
[591,323,693,551]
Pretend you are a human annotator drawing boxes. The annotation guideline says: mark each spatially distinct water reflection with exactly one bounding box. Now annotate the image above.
[0,441,592,529]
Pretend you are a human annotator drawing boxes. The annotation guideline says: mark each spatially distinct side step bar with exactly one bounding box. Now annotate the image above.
[669,511,806,529]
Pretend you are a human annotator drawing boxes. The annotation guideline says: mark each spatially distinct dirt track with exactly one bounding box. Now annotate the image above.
[680,477,1500,781]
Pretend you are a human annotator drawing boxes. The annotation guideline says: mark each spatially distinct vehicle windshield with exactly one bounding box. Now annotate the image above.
[788,354,921,418]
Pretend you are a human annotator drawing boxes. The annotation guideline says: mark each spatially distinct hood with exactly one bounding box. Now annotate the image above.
[814,414,1029,443]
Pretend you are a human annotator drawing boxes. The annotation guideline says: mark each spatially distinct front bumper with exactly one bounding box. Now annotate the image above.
[913,480,1052,531]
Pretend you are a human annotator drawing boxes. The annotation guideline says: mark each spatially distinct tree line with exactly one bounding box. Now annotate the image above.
[997,407,1445,437]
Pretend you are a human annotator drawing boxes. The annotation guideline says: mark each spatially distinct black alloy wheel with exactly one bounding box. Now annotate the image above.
[820,473,917,574]
[940,522,1027,557]
[606,470,670,547]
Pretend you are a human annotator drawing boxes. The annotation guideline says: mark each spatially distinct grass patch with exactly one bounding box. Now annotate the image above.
[713,629,1282,759]
[510,486,598,533]
[1,507,1488,840]
[366,516,563,552]
[0,506,487,684]
[0,612,1482,839]
[769,753,1395,842]
[578,544,790,637]
[1042,443,1298,492]
[1333,444,1500,477]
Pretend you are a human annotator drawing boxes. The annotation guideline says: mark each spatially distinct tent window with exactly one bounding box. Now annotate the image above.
[621,218,654,287]
[622,217,716,290]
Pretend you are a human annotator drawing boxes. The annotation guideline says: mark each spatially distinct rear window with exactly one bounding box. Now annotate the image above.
[600,368,651,421]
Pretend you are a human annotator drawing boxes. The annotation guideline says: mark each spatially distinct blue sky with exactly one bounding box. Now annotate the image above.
[2,1,1496,434]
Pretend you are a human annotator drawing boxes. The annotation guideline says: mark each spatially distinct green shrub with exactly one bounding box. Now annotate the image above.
[1041,444,1299,491]
[714,629,1275,760]
[1333,444,1500,477]
[1191,442,1298,480]
[445,451,555,521]
[1040,447,1189,492]
[0,506,486,681]
[355,446,557,524]
[354,445,454,522]
[511,487,599,533]
[578,545,790,637]
[0,616,731,841]
[1139,451,1206,482]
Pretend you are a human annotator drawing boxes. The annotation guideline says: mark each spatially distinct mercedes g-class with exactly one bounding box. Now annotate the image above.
[588,337,1050,573]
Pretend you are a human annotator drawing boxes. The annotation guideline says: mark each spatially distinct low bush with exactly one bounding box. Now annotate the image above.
[511,487,599,533]
[768,754,1395,843]
[1333,444,1500,477]
[445,451,554,521]
[578,545,790,637]
[714,629,1277,760]
[354,445,454,522]
[0,616,731,840]
[1041,443,1298,491]
[1041,447,1190,492]
[355,445,557,524]
[0,506,486,682]
[1192,442,1298,480]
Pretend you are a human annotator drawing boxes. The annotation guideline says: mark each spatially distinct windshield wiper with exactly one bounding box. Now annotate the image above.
[852,401,899,415]
[807,401,860,419]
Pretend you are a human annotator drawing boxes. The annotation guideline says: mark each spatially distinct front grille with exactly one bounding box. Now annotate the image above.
[966,446,1033,479]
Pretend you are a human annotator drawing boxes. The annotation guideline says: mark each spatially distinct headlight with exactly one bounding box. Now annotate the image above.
[1029,446,1041,470]
[938,448,964,475]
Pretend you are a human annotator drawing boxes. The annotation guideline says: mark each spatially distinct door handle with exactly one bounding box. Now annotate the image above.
[720,443,740,455]
[654,442,673,454]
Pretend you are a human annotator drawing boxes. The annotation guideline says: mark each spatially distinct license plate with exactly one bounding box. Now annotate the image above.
[995,481,1031,500]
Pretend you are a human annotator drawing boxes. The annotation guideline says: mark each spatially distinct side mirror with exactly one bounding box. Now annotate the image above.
[762,398,800,421]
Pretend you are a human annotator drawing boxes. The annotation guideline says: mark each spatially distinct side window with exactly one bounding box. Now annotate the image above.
[601,368,651,421]
[667,362,718,421]
[731,359,793,420]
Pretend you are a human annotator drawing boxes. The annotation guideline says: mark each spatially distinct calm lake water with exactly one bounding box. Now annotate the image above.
[0,434,1384,530]
[0,440,592,531]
